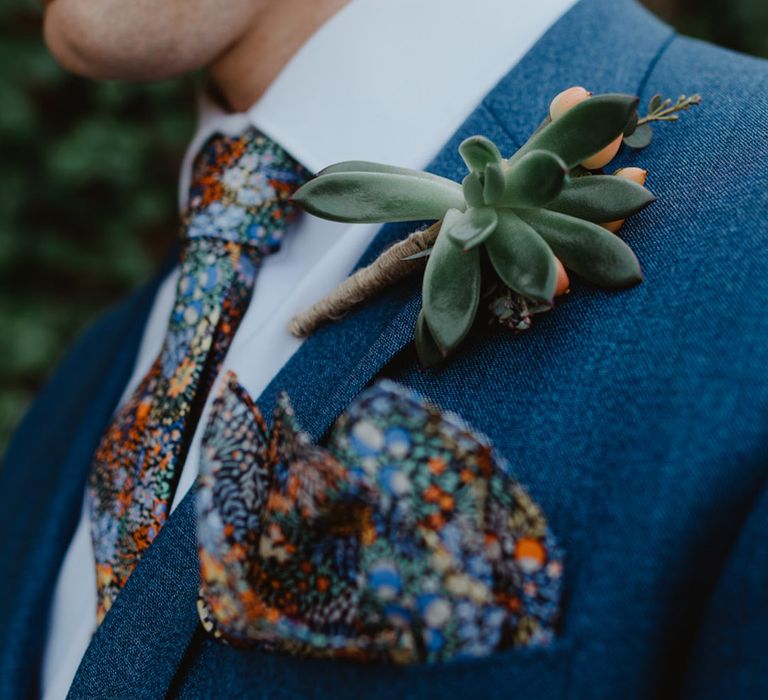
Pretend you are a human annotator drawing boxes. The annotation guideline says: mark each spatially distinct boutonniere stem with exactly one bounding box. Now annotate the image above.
[290,88,700,366]
[289,221,440,337]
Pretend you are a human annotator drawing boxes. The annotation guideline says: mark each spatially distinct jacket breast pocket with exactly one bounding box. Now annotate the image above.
[171,635,574,700]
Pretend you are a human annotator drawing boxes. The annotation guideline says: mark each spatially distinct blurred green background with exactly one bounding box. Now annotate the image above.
[1,0,768,452]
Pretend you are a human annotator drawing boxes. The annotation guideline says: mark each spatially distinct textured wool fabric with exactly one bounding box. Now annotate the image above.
[1,0,768,698]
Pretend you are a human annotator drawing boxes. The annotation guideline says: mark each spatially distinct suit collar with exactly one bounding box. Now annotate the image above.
[68,0,674,695]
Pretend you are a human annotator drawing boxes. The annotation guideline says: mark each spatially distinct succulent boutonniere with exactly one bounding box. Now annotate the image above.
[290,87,700,367]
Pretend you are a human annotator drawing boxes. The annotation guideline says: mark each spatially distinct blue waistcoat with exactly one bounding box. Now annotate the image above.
[2,0,768,697]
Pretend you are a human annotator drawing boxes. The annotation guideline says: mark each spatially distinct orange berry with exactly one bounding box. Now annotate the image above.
[602,167,649,233]
[549,86,592,121]
[602,219,624,234]
[582,135,623,170]
[600,219,626,233]
[614,166,648,186]
[554,258,570,296]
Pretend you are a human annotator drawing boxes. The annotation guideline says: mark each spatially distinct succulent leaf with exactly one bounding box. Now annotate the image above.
[423,210,482,353]
[512,94,639,169]
[459,136,502,172]
[483,162,506,205]
[486,210,558,303]
[500,150,568,207]
[446,206,499,250]
[546,175,655,222]
[415,309,446,367]
[318,161,456,187]
[623,111,639,137]
[462,172,485,208]
[293,171,465,223]
[517,209,643,287]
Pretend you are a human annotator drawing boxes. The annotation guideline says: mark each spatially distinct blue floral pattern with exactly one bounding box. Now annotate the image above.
[198,374,564,663]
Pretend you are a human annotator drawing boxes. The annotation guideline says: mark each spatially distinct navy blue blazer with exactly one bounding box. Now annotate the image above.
[2,0,768,697]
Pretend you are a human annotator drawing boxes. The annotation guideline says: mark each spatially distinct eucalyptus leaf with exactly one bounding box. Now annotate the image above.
[648,94,663,112]
[459,136,502,172]
[517,209,643,287]
[422,211,482,352]
[415,309,445,367]
[483,162,505,205]
[512,94,639,169]
[462,172,484,208]
[446,206,498,250]
[623,123,653,149]
[545,175,655,221]
[485,210,557,303]
[500,150,568,207]
[293,171,465,223]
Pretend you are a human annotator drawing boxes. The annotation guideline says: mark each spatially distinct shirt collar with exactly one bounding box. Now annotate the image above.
[180,0,576,208]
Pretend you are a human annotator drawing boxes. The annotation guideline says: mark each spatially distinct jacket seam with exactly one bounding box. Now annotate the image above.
[636,31,679,100]
[483,28,679,148]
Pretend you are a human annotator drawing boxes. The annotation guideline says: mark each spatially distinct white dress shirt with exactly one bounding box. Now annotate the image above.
[41,0,576,696]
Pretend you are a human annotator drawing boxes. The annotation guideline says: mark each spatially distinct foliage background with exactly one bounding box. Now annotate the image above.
[1,0,767,451]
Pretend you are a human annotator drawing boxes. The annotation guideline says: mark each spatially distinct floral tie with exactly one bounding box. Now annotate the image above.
[87,128,310,623]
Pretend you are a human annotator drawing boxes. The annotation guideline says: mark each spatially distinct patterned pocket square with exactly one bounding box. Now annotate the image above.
[197,373,563,664]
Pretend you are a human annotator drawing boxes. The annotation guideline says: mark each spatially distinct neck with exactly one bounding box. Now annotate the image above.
[209,0,351,113]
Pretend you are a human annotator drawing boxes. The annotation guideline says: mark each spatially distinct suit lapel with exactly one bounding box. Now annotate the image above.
[69,0,675,695]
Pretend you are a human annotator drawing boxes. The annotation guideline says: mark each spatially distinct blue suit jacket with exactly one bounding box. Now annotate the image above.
[2,1,768,697]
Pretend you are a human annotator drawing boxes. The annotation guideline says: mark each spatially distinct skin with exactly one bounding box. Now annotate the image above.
[42,0,351,112]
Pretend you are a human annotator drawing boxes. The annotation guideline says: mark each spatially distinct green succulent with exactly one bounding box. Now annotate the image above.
[294,94,655,366]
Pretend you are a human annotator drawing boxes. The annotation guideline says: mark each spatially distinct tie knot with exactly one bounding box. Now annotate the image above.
[183,127,311,253]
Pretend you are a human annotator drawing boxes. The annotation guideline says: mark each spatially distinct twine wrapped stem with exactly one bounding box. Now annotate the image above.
[288,220,442,338]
